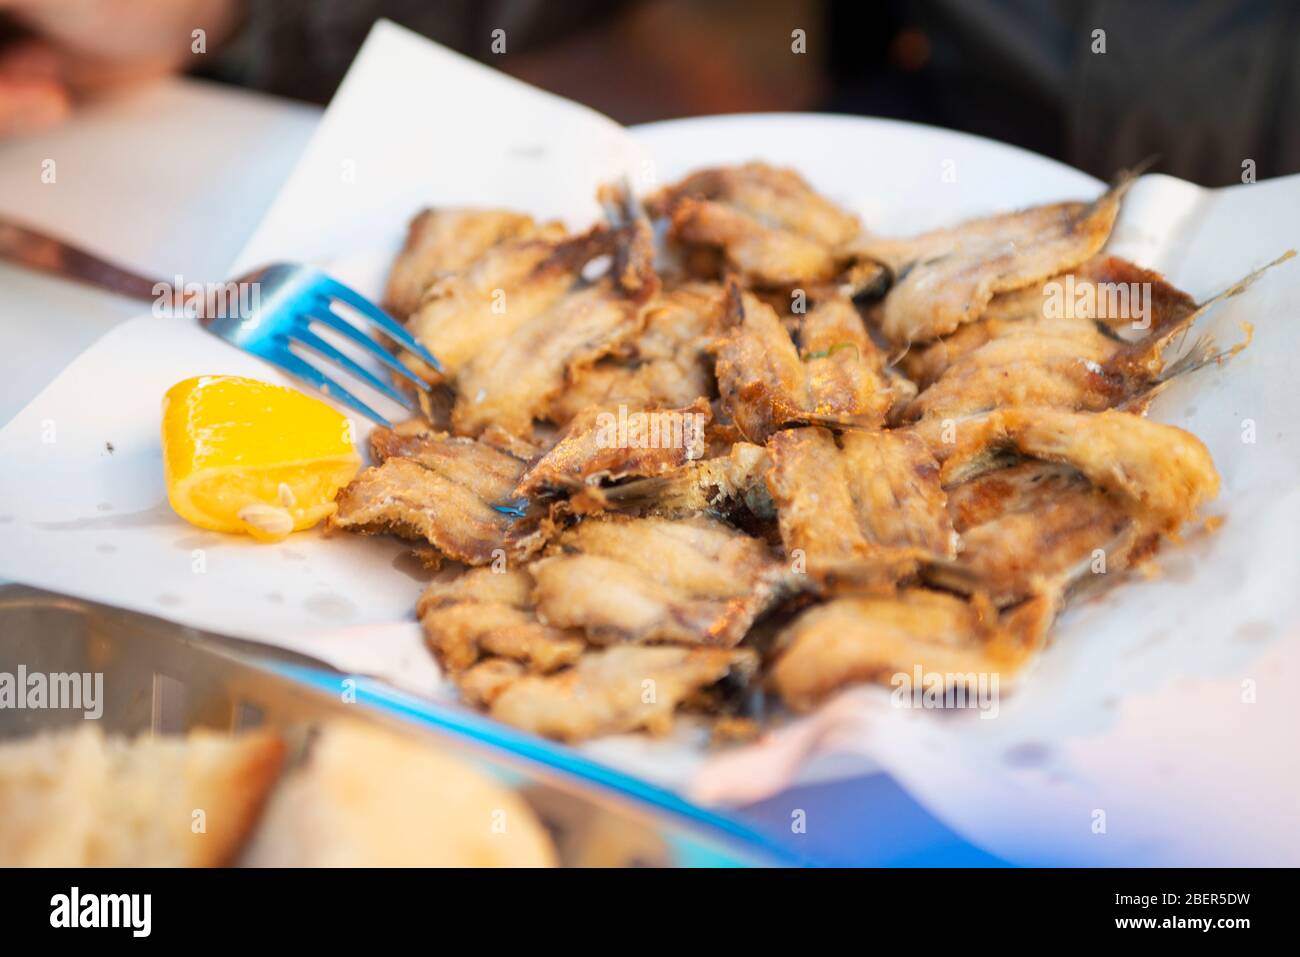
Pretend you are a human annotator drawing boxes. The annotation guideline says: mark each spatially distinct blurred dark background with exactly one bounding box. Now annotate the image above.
[4,0,1298,186]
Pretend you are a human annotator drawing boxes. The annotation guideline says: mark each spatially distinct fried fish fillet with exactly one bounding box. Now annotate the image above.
[940,408,1220,531]
[542,282,725,425]
[976,254,1196,327]
[482,644,758,740]
[945,460,1084,531]
[456,658,527,709]
[899,325,1128,430]
[405,224,597,379]
[451,220,660,438]
[796,295,909,418]
[384,208,556,319]
[531,515,791,646]
[418,561,535,607]
[930,461,1150,605]
[900,319,1237,454]
[453,284,649,437]
[647,162,861,287]
[418,567,584,674]
[714,289,900,442]
[895,258,1219,433]
[765,427,955,589]
[852,174,1133,345]
[770,589,1051,711]
[901,254,1279,407]
[900,312,1124,393]
[329,429,536,564]
[514,398,710,498]
[369,171,1272,739]
[592,440,775,521]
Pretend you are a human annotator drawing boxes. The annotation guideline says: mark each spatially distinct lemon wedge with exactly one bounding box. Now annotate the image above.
[162,375,361,542]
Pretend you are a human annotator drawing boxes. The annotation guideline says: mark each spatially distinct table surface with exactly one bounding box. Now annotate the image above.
[0,77,1002,866]
[0,78,320,424]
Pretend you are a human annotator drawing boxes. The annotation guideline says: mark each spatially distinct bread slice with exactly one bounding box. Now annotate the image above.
[241,721,556,867]
[0,725,284,867]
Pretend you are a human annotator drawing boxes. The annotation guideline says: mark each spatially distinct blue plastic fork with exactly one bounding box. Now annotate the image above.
[0,216,440,428]
[200,263,442,427]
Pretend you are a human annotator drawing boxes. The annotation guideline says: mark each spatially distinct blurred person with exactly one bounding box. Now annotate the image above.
[0,0,1296,186]
[0,0,824,136]
[0,0,241,136]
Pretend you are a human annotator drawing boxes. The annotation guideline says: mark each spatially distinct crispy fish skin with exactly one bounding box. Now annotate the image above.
[667,199,840,285]
[557,515,781,603]
[839,429,956,555]
[487,644,758,740]
[797,296,898,424]
[426,603,585,674]
[940,408,1220,530]
[977,255,1197,329]
[765,427,955,589]
[714,289,896,442]
[457,658,526,708]
[945,460,1084,532]
[453,283,649,437]
[895,259,1208,428]
[770,590,1049,711]
[855,176,1131,345]
[418,567,584,674]
[900,315,1119,391]
[533,554,732,645]
[330,429,532,564]
[452,220,660,438]
[329,459,516,564]
[647,162,861,287]
[766,427,874,577]
[542,282,725,425]
[669,164,862,248]
[902,256,1275,416]
[417,564,534,611]
[384,208,552,319]
[714,289,807,441]
[514,398,710,498]
[370,428,525,489]
[900,330,1127,426]
[543,360,708,427]
[932,462,1146,605]
[944,497,1143,606]
[595,440,775,520]
[532,515,790,646]
[406,227,594,379]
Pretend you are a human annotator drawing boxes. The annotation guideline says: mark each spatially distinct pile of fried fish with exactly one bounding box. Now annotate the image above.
[328,162,1275,742]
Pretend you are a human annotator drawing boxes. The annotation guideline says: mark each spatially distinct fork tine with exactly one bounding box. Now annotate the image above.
[291,326,419,413]
[308,308,433,391]
[320,277,444,372]
[264,344,393,428]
